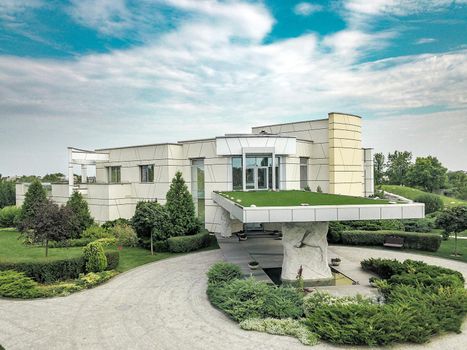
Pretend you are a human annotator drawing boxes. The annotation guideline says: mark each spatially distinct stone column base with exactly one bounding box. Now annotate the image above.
[281,221,332,282]
[219,208,243,237]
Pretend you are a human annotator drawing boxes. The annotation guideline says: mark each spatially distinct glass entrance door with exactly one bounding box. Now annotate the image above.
[257,167,268,190]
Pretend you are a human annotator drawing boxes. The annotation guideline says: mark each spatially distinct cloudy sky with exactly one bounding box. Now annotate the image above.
[0,0,466,176]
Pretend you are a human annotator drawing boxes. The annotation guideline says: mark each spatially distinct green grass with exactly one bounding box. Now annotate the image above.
[381,185,467,208]
[219,190,389,207]
[404,237,467,263]
[0,228,219,272]
[0,228,84,263]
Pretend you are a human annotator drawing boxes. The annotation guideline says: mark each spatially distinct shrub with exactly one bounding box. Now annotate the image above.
[165,171,200,236]
[401,218,433,232]
[0,252,118,284]
[207,278,303,322]
[111,223,138,247]
[81,225,113,240]
[66,191,94,238]
[105,251,120,270]
[83,241,107,273]
[341,219,404,231]
[240,318,319,346]
[361,258,464,284]
[76,270,118,288]
[0,205,21,227]
[414,193,444,214]
[327,222,344,243]
[305,293,438,345]
[207,262,242,285]
[167,231,211,253]
[48,237,94,248]
[101,218,131,230]
[0,256,86,283]
[340,230,441,252]
[0,270,41,298]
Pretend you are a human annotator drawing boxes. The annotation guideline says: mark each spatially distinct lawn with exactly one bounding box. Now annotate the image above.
[218,190,389,207]
[381,185,467,207]
[0,228,219,272]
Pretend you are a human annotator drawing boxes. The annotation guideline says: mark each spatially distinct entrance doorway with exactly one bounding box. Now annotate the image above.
[246,165,269,190]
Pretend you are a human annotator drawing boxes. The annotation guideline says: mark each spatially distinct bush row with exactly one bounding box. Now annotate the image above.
[167,231,212,253]
[0,269,118,299]
[338,230,441,252]
[0,251,119,283]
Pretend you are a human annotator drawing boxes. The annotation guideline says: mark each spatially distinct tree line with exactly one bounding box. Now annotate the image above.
[374,151,466,199]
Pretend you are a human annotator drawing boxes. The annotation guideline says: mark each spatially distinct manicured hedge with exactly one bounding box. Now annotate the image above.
[0,252,119,283]
[340,230,441,252]
[167,231,211,253]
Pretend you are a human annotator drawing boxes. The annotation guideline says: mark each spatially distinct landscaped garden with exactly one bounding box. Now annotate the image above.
[206,259,467,347]
[382,185,467,207]
[0,172,218,299]
[218,190,389,207]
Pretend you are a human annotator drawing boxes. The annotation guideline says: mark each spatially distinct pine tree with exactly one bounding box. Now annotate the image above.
[17,179,47,231]
[166,171,199,236]
[66,191,94,238]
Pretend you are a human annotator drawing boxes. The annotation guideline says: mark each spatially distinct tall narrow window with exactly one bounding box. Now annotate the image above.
[191,159,205,223]
[232,157,243,190]
[108,166,121,183]
[300,157,308,189]
[140,164,154,183]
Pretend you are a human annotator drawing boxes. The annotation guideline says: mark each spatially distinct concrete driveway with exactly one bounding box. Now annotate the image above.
[0,248,466,350]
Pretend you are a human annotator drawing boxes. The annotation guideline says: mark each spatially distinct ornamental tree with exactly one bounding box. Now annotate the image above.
[23,199,73,256]
[17,179,47,232]
[166,171,199,237]
[436,206,467,256]
[66,191,94,238]
[132,200,171,255]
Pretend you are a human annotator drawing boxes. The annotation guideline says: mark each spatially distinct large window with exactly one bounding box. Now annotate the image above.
[300,157,308,189]
[140,164,154,183]
[191,159,205,222]
[107,166,121,183]
[232,157,243,190]
[232,155,280,190]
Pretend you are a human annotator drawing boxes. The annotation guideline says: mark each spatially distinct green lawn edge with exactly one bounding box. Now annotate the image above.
[381,185,467,207]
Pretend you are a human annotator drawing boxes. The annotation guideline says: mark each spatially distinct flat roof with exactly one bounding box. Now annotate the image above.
[96,142,181,151]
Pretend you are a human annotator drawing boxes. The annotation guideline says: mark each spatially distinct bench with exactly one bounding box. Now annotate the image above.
[383,236,404,248]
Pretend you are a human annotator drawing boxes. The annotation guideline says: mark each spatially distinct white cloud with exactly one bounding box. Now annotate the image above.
[0,0,466,174]
[416,37,437,44]
[293,2,323,16]
[0,0,43,23]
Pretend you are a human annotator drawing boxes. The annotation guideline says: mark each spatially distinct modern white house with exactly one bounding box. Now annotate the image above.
[17,112,374,234]
[16,112,426,283]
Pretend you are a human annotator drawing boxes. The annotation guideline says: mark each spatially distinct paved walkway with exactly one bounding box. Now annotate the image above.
[0,248,466,350]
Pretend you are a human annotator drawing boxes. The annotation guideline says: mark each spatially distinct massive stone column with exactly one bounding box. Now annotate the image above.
[219,208,243,237]
[281,221,332,283]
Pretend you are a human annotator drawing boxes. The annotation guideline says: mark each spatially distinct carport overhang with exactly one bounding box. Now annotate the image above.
[212,192,425,283]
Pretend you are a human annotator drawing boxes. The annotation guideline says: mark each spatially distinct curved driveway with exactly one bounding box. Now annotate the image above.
[0,247,466,350]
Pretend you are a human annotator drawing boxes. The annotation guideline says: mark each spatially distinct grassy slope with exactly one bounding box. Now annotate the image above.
[220,190,388,207]
[381,185,467,207]
[0,229,219,272]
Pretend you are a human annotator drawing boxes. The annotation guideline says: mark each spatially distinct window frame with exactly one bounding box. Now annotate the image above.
[140,164,155,183]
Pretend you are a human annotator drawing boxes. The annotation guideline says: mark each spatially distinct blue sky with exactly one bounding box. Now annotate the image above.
[0,0,466,175]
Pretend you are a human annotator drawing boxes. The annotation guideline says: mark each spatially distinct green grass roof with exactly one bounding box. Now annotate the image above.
[217,190,389,207]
